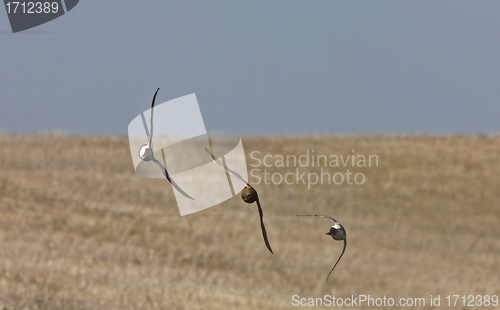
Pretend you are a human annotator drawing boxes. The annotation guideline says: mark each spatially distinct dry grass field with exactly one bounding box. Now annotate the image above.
[0,134,499,309]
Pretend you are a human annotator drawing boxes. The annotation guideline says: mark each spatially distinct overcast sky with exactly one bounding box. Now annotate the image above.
[1,1,499,136]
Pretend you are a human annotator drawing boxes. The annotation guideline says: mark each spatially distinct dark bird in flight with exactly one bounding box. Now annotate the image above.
[138,88,193,199]
[295,214,347,282]
[205,147,274,254]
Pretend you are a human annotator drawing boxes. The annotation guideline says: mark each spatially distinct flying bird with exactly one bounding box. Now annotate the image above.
[138,88,193,200]
[295,214,347,282]
[204,147,274,254]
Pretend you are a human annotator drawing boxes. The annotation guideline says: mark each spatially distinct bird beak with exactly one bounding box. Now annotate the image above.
[325,232,330,235]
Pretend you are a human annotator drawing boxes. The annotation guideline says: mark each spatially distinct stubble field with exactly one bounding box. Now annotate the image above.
[0,134,499,309]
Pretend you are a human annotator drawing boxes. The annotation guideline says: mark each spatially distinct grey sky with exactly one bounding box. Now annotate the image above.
[1,1,499,136]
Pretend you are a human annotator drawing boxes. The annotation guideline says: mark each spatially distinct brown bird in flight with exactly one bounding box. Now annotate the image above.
[204,147,273,254]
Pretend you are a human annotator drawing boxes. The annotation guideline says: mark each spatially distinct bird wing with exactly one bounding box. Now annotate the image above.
[203,147,249,186]
[256,196,274,254]
[295,214,339,224]
[151,157,193,200]
[326,239,347,282]
[148,88,160,146]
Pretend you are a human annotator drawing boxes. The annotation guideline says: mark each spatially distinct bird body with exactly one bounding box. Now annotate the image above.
[241,186,258,203]
[326,221,346,241]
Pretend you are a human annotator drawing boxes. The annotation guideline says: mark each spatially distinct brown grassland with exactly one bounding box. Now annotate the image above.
[0,134,499,309]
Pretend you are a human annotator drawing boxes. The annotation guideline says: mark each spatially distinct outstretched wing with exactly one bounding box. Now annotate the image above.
[203,147,249,186]
[148,88,160,146]
[151,157,193,200]
[295,214,339,224]
[326,239,347,282]
[256,196,274,254]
